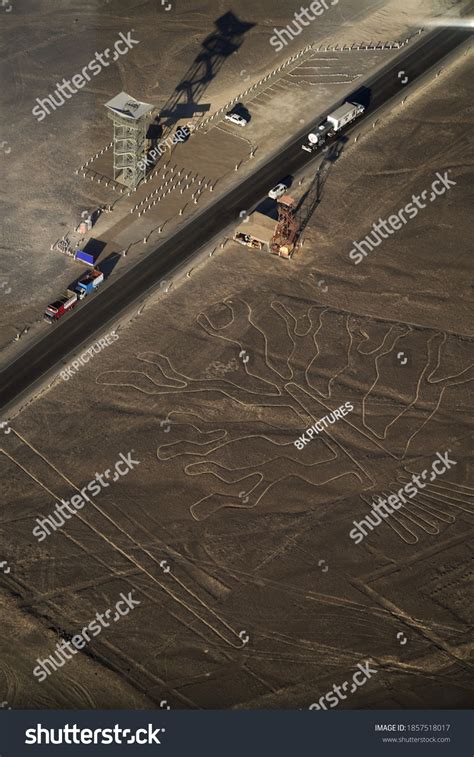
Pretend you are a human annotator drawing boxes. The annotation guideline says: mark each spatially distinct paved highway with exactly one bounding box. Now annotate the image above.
[0,26,471,413]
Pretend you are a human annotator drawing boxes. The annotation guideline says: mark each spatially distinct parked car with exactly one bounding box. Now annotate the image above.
[224,111,248,127]
[268,182,289,200]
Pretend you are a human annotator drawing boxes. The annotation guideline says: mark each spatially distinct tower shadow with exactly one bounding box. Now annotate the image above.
[150,10,255,141]
[295,136,348,236]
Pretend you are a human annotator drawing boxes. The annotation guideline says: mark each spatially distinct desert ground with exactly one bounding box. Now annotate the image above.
[0,0,473,710]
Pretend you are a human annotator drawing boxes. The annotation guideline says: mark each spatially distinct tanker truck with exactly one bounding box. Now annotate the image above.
[302,101,365,153]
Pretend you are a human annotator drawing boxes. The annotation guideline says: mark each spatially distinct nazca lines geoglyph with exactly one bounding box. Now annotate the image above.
[96,298,474,535]
[1,297,473,685]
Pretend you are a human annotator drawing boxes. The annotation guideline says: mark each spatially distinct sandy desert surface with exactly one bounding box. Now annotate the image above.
[0,0,472,710]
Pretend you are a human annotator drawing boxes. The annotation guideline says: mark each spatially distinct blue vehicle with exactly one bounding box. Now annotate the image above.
[70,269,104,300]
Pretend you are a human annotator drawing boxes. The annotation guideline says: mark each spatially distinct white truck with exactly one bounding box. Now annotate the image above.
[302,101,365,152]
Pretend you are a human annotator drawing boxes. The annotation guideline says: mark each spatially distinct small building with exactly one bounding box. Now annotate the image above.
[105,92,154,188]
[234,211,277,252]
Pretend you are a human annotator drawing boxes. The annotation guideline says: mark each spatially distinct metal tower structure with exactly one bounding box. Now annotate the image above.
[270,196,299,259]
[105,92,154,189]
